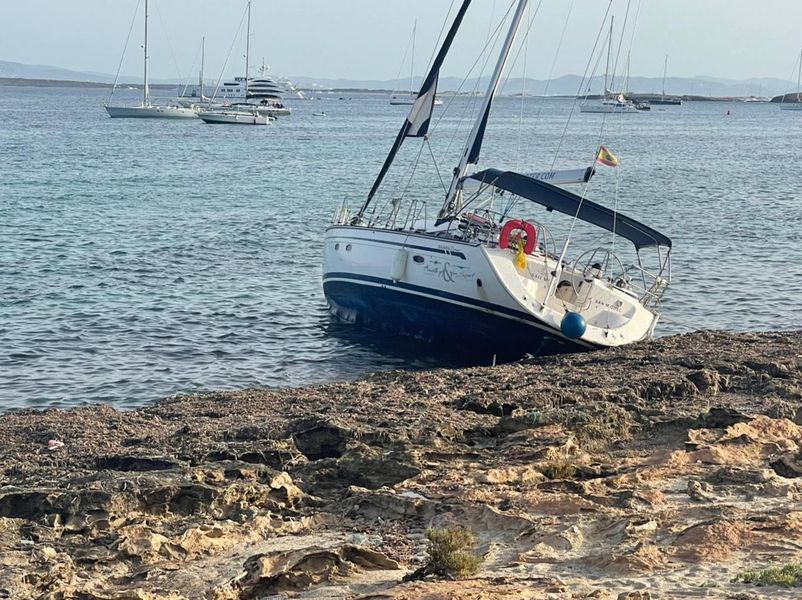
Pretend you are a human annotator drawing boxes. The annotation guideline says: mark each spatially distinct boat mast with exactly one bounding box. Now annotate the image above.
[662,55,668,98]
[625,52,631,96]
[143,0,149,106]
[797,49,801,102]
[200,36,205,100]
[245,1,251,99]
[439,0,531,220]
[606,16,613,97]
[410,20,417,97]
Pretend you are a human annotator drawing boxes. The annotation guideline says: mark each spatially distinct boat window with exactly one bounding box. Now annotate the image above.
[413,255,424,263]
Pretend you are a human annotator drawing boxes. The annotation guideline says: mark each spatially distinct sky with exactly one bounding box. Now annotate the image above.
[1,0,801,83]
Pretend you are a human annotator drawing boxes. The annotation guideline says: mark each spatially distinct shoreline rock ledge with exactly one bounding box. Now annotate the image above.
[1,330,801,599]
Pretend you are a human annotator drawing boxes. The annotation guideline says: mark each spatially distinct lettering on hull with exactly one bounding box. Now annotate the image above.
[423,259,476,284]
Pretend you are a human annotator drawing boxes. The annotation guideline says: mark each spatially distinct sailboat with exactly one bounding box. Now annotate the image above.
[781,50,802,111]
[177,37,214,109]
[105,0,197,119]
[580,17,640,114]
[199,2,274,125]
[390,21,443,106]
[323,0,672,357]
[650,55,682,106]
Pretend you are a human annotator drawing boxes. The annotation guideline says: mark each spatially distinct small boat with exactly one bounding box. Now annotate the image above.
[105,0,197,119]
[323,0,672,358]
[254,97,292,116]
[199,105,273,125]
[781,49,802,111]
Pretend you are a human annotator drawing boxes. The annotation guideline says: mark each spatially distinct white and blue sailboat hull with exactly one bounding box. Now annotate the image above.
[322,226,605,357]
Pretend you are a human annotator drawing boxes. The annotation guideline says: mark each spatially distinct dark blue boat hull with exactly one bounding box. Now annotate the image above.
[323,278,595,359]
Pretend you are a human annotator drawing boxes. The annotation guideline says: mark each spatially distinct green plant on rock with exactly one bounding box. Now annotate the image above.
[735,563,802,587]
[404,527,483,581]
[539,456,577,480]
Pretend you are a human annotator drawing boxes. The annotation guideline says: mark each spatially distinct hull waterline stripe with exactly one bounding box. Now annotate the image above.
[322,272,597,349]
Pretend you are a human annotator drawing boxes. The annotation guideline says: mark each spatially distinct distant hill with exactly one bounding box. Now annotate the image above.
[0,60,796,98]
[0,60,178,85]
[293,74,796,99]
[0,60,117,83]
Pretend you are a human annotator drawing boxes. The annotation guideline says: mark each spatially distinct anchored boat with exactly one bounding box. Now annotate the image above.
[322,0,672,358]
[105,0,197,119]
[390,21,444,107]
[199,104,274,125]
[188,2,291,121]
[781,49,802,111]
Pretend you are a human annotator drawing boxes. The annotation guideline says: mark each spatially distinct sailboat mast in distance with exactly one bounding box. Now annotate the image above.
[200,37,205,100]
[143,0,149,106]
[245,2,251,99]
[798,49,801,102]
[604,16,614,96]
[410,20,417,96]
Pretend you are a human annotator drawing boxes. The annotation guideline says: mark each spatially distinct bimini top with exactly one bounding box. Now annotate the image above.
[466,168,672,250]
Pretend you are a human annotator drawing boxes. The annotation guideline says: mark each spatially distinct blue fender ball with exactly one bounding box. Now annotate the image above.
[561,312,587,339]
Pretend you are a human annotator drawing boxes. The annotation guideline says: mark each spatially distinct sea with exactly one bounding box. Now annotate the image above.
[1,86,801,410]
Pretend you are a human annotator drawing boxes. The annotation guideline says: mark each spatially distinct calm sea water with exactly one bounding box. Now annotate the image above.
[1,86,800,410]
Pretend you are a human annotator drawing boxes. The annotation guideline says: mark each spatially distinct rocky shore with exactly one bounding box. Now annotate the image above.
[1,330,801,599]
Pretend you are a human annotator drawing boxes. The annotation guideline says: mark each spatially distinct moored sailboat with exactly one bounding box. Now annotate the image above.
[649,55,682,106]
[781,49,802,111]
[580,17,641,114]
[323,0,672,358]
[105,0,197,119]
[390,21,443,106]
[197,2,275,126]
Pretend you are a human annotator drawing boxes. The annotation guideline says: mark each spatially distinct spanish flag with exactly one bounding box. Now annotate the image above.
[596,145,620,167]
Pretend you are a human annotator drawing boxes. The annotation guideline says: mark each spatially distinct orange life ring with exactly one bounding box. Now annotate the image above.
[499,219,537,254]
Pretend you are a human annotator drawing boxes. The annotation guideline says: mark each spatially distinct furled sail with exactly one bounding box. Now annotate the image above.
[357,0,473,220]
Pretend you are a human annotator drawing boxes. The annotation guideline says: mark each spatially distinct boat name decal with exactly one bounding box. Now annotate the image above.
[424,259,476,284]
[590,297,624,312]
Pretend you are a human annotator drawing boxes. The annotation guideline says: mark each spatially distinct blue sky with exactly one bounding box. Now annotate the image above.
[1,0,801,82]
